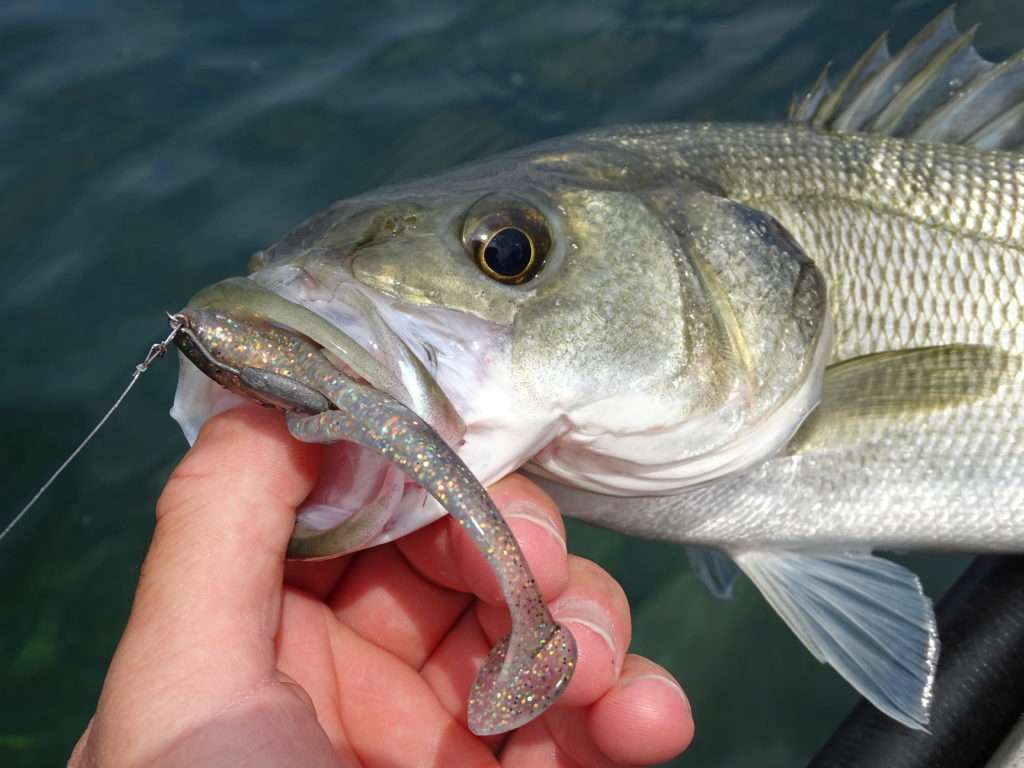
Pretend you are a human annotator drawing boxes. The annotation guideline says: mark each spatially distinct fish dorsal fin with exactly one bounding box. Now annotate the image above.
[735,550,938,729]
[788,7,1024,151]
[793,344,1020,450]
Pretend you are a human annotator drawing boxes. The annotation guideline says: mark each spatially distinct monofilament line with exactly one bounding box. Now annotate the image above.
[0,315,185,545]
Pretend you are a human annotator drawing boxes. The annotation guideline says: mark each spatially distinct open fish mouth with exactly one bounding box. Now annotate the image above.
[171,271,483,559]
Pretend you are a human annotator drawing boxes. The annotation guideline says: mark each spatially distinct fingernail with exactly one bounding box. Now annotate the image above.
[624,674,690,705]
[553,597,617,669]
[503,501,566,553]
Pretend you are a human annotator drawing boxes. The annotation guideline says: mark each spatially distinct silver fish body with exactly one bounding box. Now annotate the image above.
[173,8,1024,732]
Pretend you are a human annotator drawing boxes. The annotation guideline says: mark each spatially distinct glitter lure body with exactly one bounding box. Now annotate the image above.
[174,307,575,735]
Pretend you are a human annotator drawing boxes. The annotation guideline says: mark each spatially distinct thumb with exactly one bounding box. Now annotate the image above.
[82,405,324,764]
[126,404,319,676]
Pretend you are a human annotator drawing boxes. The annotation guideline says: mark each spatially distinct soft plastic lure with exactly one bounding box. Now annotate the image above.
[174,308,576,735]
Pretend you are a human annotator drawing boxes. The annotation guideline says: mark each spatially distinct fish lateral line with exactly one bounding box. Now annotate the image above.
[1,314,187,545]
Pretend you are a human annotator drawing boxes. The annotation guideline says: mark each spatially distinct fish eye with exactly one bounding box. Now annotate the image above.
[479,227,535,281]
[464,196,551,285]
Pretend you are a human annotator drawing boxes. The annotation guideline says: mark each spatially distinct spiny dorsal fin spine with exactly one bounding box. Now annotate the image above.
[789,6,1024,151]
[967,100,1024,150]
[788,63,830,123]
[912,50,1024,144]
[831,8,962,132]
[867,24,981,135]
[810,32,891,130]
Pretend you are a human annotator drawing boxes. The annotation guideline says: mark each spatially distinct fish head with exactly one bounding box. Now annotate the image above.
[172,136,831,554]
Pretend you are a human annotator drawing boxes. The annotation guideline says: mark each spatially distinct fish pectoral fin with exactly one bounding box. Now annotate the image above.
[686,546,739,599]
[789,6,1024,151]
[734,549,938,730]
[792,344,1020,451]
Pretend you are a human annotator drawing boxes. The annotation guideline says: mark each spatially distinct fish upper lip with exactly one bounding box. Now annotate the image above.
[185,275,399,391]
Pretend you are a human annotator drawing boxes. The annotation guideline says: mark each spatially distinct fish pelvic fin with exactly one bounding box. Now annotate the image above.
[686,546,739,599]
[734,549,938,730]
[788,6,1024,152]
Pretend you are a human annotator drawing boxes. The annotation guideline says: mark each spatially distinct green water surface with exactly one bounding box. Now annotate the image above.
[3,1,1017,765]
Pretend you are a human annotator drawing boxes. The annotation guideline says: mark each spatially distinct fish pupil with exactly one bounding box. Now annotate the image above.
[484,227,532,277]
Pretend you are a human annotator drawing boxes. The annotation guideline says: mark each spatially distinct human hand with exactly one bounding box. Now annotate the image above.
[70,405,693,767]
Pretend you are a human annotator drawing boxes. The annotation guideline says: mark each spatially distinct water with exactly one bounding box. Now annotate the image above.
[1,1,1016,765]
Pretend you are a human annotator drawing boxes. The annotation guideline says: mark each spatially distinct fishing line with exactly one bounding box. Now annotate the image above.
[0,314,186,545]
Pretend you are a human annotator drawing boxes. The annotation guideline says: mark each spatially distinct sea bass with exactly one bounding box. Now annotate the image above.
[171,8,1024,730]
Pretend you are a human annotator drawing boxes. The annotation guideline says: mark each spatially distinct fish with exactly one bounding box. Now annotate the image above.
[171,7,1024,732]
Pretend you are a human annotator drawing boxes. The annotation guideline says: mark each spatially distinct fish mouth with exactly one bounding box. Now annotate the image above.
[171,272,471,559]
